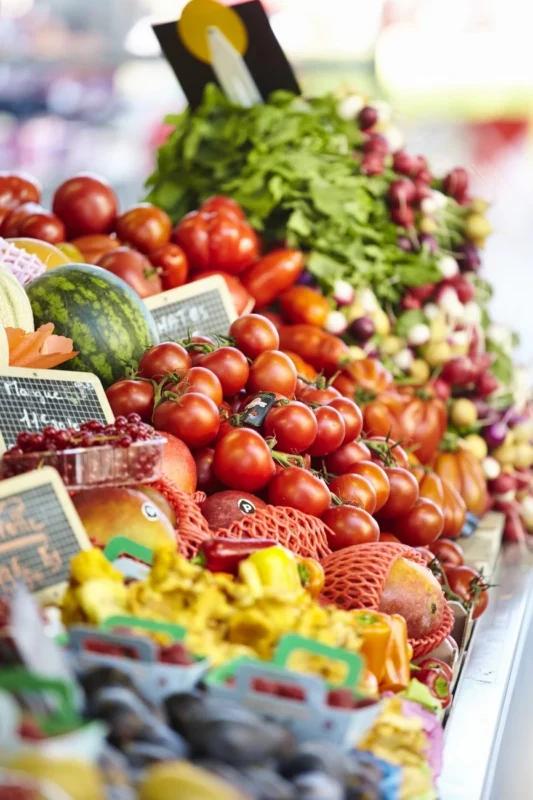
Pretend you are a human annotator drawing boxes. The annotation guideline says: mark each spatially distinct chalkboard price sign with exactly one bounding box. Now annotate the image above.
[146,275,237,343]
[0,467,90,602]
[0,367,114,453]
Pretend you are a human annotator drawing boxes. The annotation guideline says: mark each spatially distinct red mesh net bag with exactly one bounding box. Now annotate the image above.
[320,542,454,659]
[214,505,333,560]
[151,477,211,558]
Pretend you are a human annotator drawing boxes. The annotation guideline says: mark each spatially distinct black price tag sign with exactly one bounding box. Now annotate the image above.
[0,367,114,453]
[153,0,300,107]
[0,467,90,603]
[145,274,237,342]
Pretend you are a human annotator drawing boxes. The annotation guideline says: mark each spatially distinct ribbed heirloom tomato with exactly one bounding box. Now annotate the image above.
[263,402,318,454]
[268,467,331,517]
[230,314,280,359]
[328,474,377,514]
[247,351,297,397]
[174,208,259,274]
[213,429,275,492]
[322,505,380,549]
[153,393,220,449]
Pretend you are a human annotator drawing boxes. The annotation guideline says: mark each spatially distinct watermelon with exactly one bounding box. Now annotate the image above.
[27,264,159,386]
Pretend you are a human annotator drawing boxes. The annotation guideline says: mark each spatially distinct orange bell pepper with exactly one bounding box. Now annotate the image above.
[350,610,412,692]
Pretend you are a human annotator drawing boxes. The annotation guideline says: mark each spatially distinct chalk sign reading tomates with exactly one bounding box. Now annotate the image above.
[0,467,90,602]
[0,367,113,452]
[145,275,237,342]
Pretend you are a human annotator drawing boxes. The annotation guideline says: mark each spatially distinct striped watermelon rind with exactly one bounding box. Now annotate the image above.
[27,263,159,386]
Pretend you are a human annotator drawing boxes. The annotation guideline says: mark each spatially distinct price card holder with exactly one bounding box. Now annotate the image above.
[0,367,113,453]
[153,0,300,108]
[0,467,90,603]
[145,274,237,342]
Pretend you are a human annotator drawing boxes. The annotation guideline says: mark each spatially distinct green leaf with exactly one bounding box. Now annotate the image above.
[395,310,427,338]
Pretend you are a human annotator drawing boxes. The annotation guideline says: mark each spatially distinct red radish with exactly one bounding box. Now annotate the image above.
[358,106,378,130]
[443,167,469,203]
[401,293,421,310]
[362,133,388,154]
[476,372,499,397]
[388,179,417,206]
[393,150,416,176]
[440,357,476,386]
[391,206,414,227]
[361,154,384,175]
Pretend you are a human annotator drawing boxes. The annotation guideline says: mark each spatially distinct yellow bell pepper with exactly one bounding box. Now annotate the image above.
[238,546,303,600]
[381,614,412,692]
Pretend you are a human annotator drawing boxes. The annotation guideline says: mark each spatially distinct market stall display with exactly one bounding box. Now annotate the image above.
[0,2,531,798]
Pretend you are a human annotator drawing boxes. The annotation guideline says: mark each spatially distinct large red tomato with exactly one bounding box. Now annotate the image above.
[174,208,259,274]
[115,203,171,253]
[98,247,162,298]
[328,397,363,442]
[392,498,444,546]
[0,171,41,207]
[268,467,331,517]
[213,429,275,492]
[106,379,154,422]
[52,173,118,237]
[378,467,419,518]
[263,402,318,454]
[247,351,297,397]
[153,394,220,449]
[307,406,345,456]
[139,342,191,379]
[322,505,379,549]
[230,314,280,359]
[329,473,377,514]
[150,243,189,290]
[324,440,371,474]
[201,347,250,397]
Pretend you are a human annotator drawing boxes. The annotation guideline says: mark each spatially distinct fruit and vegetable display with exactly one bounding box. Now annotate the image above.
[0,74,530,800]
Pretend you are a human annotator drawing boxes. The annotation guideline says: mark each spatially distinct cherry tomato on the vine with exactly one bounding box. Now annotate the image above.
[247,350,297,397]
[201,347,250,397]
[106,379,154,422]
[349,460,390,512]
[328,473,377,514]
[213,429,275,492]
[378,467,419,519]
[445,565,489,618]
[307,406,345,457]
[324,440,371,474]
[229,314,280,359]
[392,497,444,546]
[139,342,191,380]
[153,393,220,449]
[328,397,363,443]
[322,505,380,550]
[263,401,317,454]
[268,466,331,517]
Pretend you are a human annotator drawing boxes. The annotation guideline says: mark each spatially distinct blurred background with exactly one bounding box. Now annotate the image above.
[1,0,532,363]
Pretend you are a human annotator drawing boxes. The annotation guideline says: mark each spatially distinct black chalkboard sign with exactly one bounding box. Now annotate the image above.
[0,467,90,602]
[153,0,300,108]
[0,367,114,452]
[145,274,237,342]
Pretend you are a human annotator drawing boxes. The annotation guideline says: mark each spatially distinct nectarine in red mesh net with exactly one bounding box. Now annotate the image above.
[320,542,454,658]
[214,505,333,561]
[152,477,210,558]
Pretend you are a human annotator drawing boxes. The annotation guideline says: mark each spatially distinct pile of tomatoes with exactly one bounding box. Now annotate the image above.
[106,312,460,553]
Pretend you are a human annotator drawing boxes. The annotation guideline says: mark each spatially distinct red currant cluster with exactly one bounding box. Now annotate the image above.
[1,414,163,486]
[6,414,156,457]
